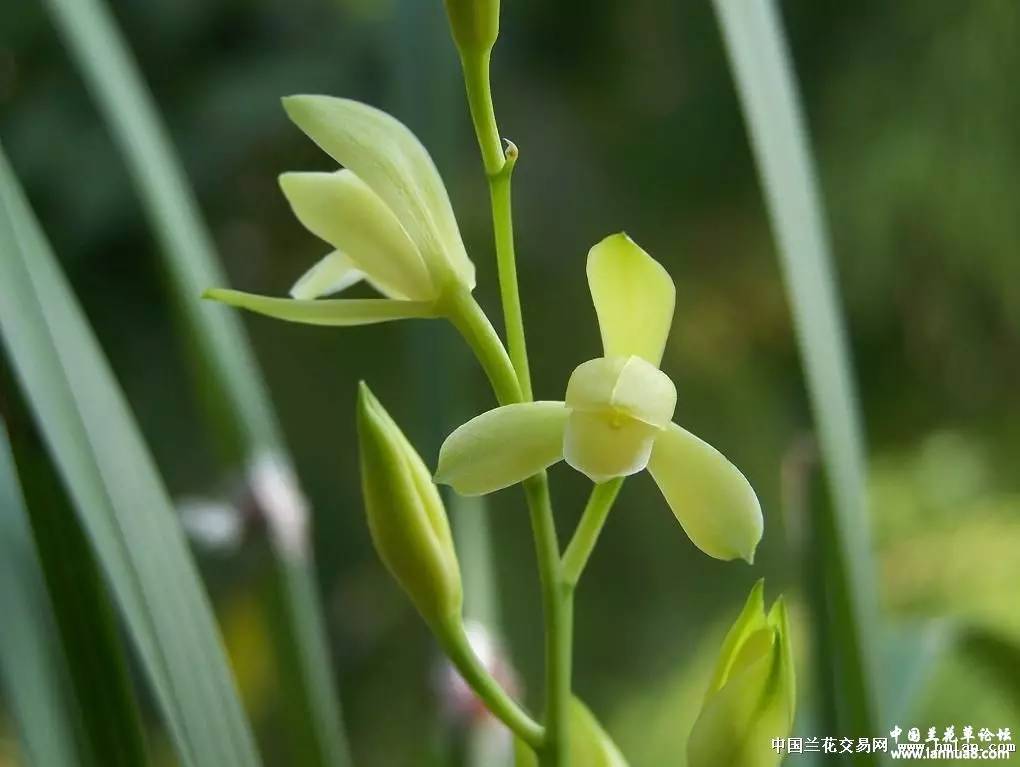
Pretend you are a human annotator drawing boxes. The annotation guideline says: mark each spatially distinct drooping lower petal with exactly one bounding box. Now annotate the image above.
[562,410,659,483]
[280,170,432,300]
[646,423,762,563]
[205,289,440,325]
[435,402,569,495]
[587,233,676,367]
[290,251,365,299]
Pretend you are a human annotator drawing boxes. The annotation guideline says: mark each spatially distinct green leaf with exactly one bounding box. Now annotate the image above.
[37,0,354,762]
[712,0,881,740]
[10,424,148,767]
[880,621,953,725]
[0,422,80,767]
[0,144,259,767]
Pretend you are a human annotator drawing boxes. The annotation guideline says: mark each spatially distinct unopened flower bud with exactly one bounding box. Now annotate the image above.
[357,383,462,629]
[515,697,629,766]
[444,0,500,58]
[687,580,796,767]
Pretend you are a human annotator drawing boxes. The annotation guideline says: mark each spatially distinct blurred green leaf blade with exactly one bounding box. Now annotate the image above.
[712,0,881,743]
[0,421,81,767]
[0,144,260,767]
[37,0,354,762]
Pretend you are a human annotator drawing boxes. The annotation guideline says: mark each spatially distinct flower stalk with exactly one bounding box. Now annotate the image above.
[451,12,576,762]
[562,479,625,588]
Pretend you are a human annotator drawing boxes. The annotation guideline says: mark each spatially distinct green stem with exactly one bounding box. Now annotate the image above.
[444,288,522,407]
[457,42,571,767]
[446,293,571,765]
[447,289,575,765]
[523,477,571,767]
[438,620,544,748]
[461,51,504,177]
[460,52,533,400]
[562,479,624,588]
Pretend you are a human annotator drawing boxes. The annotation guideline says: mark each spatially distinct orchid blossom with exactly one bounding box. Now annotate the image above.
[435,233,763,563]
[206,96,474,324]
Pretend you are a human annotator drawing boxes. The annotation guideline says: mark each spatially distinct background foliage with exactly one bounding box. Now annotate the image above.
[1,0,1017,764]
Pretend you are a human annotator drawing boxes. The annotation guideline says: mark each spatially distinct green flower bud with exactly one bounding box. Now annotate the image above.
[688,580,796,767]
[356,383,462,629]
[444,0,500,57]
[515,697,629,767]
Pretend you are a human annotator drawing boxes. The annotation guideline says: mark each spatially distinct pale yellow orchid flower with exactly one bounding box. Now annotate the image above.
[206,96,475,324]
[435,233,763,563]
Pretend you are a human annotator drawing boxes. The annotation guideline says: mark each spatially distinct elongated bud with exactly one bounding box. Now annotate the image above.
[688,580,796,767]
[357,383,462,629]
[444,0,500,57]
[515,697,629,766]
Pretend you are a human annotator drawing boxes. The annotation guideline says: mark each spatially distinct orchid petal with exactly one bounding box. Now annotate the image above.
[647,423,762,563]
[280,171,431,300]
[282,96,475,289]
[290,251,365,299]
[705,579,767,697]
[204,289,439,326]
[587,233,676,366]
[565,356,676,428]
[767,597,797,724]
[563,410,659,483]
[435,402,568,495]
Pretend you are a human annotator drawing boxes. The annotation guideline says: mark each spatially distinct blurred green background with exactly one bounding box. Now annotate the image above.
[1,0,1018,764]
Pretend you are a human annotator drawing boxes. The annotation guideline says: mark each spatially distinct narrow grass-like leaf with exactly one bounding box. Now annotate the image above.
[880,622,953,726]
[712,0,880,741]
[263,555,352,767]
[10,418,149,767]
[0,422,80,767]
[38,0,353,762]
[0,144,259,767]
[39,0,276,463]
